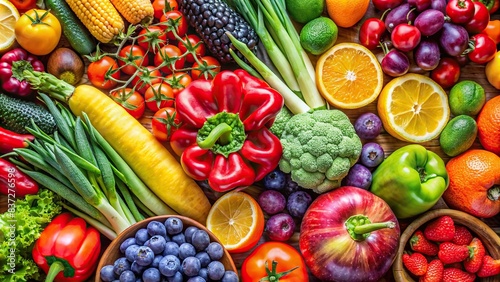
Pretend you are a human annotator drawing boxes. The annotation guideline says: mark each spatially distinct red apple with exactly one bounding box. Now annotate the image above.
[299,186,400,282]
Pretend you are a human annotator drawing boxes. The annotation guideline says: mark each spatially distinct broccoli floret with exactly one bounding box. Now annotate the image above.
[279,109,362,193]
[269,106,294,138]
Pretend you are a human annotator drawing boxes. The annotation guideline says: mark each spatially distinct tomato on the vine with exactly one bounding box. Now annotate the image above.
[177,34,206,63]
[160,10,188,40]
[152,0,178,20]
[391,24,421,52]
[118,45,150,76]
[152,107,180,142]
[144,82,175,112]
[359,18,386,50]
[191,56,221,80]
[241,242,309,282]
[9,0,37,12]
[110,88,145,119]
[131,66,163,94]
[430,57,461,89]
[137,26,167,53]
[464,1,490,34]
[165,72,192,97]
[468,33,497,64]
[87,56,121,90]
[446,0,476,24]
[154,44,186,75]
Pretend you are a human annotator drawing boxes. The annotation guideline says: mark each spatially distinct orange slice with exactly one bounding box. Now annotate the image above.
[0,0,19,53]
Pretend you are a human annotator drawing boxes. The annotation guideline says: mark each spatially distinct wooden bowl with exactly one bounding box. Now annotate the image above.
[95,215,237,281]
[393,209,500,282]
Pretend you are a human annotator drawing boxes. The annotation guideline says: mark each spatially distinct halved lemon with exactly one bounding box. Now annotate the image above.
[206,191,264,254]
[377,73,450,143]
[0,0,19,53]
[316,42,383,109]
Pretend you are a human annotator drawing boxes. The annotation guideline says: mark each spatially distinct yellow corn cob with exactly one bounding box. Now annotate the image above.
[110,0,154,25]
[65,0,125,43]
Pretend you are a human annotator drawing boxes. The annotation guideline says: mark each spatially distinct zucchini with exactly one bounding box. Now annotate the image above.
[0,93,56,134]
[46,0,96,55]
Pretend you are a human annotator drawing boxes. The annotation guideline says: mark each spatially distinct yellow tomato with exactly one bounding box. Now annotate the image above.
[486,50,500,90]
[14,9,61,56]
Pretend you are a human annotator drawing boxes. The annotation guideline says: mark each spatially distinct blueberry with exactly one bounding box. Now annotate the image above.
[135,228,150,245]
[191,230,210,251]
[179,242,197,260]
[205,242,224,261]
[182,256,201,277]
[142,267,161,282]
[342,163,372,190]
[165,217,184,235]
[283,174,301,196]
[100,265,116,282]
[207,261,225,280]
[184,226,199,243]
[147,220,167,237]
[221,270,239,282]
[163,241,180,257]
[195,251,211,268]
[159,255,181,277]
[113,257,131,276]
[130,261,146,275]
[171,233,186,245]
[186,276,206,282]
[166,271,183,282]
[120,238,136,254]
[263,168,286,190]
[145,235,166,254]
[360,142,385,168]
[119,270,136,282]
[151,255,163,268]
[198,268,208,280]
[258,190,286,215]
[354,112,383,140]
[125,245,140,262]
[286,191,312,218]
[265,213,296,242]
[135,246,155,266]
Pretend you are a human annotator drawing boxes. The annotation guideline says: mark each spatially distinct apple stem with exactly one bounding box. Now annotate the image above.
[345,214,396,241]
[353,221,396,235]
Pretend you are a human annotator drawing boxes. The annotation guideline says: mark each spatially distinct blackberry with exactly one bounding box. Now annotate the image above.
[179,0,259,63]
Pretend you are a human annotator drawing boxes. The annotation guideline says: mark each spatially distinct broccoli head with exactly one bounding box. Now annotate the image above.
[269,106,293,138]
[279,109,362,193]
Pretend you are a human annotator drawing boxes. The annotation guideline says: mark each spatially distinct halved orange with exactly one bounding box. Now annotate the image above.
[316,42,383,109]
[0,0,19,53]
[206,191,264,254]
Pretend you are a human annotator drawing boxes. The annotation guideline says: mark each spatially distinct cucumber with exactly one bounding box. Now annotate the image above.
[0,93,56,134]
[46,0,96,55]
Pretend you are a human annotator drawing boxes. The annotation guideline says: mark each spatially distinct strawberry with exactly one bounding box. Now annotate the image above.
[424,215,455,242]
[419,259,444,282]
[451,225,473,245]
[438,242,471,264]
[403,252,428,276]
[464,237,486,273]
[410,230,439,256]
[442,268,476,282]
[477,255,500,278]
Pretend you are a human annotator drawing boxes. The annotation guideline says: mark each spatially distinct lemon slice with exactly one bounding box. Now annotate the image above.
[377,73,450,143]
[0,0,19,53]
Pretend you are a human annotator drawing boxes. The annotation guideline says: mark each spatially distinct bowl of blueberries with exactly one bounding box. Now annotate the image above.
[96,215,239,282]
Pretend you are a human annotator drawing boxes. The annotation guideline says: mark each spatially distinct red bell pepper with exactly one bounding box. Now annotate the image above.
[0,158,38,197]
[32,212,101,282]
[170,69,284,192]
[0,125,35,154]
[0,48,45,97]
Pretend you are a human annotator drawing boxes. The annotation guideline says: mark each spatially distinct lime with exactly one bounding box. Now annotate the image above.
[439,115,478,157]
[449,80,486,116]
[285,0,324,24]
[300,17,338,55]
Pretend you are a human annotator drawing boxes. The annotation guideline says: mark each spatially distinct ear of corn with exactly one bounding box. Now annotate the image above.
[65,0,125,43]
[110,0,154,25]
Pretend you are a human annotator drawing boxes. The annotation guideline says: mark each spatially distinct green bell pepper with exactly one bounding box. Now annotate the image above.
[370,144,449,219]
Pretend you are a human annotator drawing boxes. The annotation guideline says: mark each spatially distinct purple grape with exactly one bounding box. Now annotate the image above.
[286,191,312,218]
[407,0,431,11]
[414,40,441,71]
[414,9,445,36]
[381,49,410,77]
[354,112,383,140]
[360,143,385,168]
[258,190,286,215]
[342,164,372,190]
[265,213,295,242]
[439,23,470,57]
[431,0,447,12]
[385,4,417,33]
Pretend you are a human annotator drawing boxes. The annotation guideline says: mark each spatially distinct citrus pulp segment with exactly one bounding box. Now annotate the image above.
[0,0,19,53]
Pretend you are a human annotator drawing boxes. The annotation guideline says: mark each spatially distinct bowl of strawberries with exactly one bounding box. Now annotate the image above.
[393,209,500,282]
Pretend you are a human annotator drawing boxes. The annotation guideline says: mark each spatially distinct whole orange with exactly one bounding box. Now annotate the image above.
[442,149,500,218]
[477,95,500,155]
[325,0,370,28]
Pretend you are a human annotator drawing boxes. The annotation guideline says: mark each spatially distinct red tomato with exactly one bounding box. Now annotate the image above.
[491,0,500,13]
[359,18,386,50]
[152,0,178,20]
[137,26,167,53]
[131,66,164,94]
[154,44,186,75]
[391,23,421,52]
[177,34,206,63]
[9,0,37,12]
[241,242,309,282]
[160,10,188,40]
[465,2,490,34]
[144,82,175,112]
[446,0,475,24]
[117,45,150,76]
[110,88,145,119]
[430,57,461,89]
[468,33,497,64]
[87,56,121,90]
[481,20,500,44]
[191,56,221,80]
[151,107,180,142]
[371,0,403,10]
[165,72,192,97]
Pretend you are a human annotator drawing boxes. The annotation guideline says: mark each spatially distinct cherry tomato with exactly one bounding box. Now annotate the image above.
[131,66,163,94]
[371,0,404,10]
[165,72,192,97]
[154,44,186,75]
[87,56,121,90]
[152,107,180,142]
[10,0,37,12]
[152,0,178,20]
[191,56,221,80]
[468,33,497,64]
[430,57,461,89]
[177,34,206,63]
[144,82,175,112]
[160,10,188,40]
[137,26,167,53]
[446,0,476,24]
[359,18,386,50]
[481,20,500,44]
[465,2,490,34]
[241,242,309,282]
[117,45,150,76]
[110,88,145,119]
[391,24,421,52]
[491,0,500,13]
